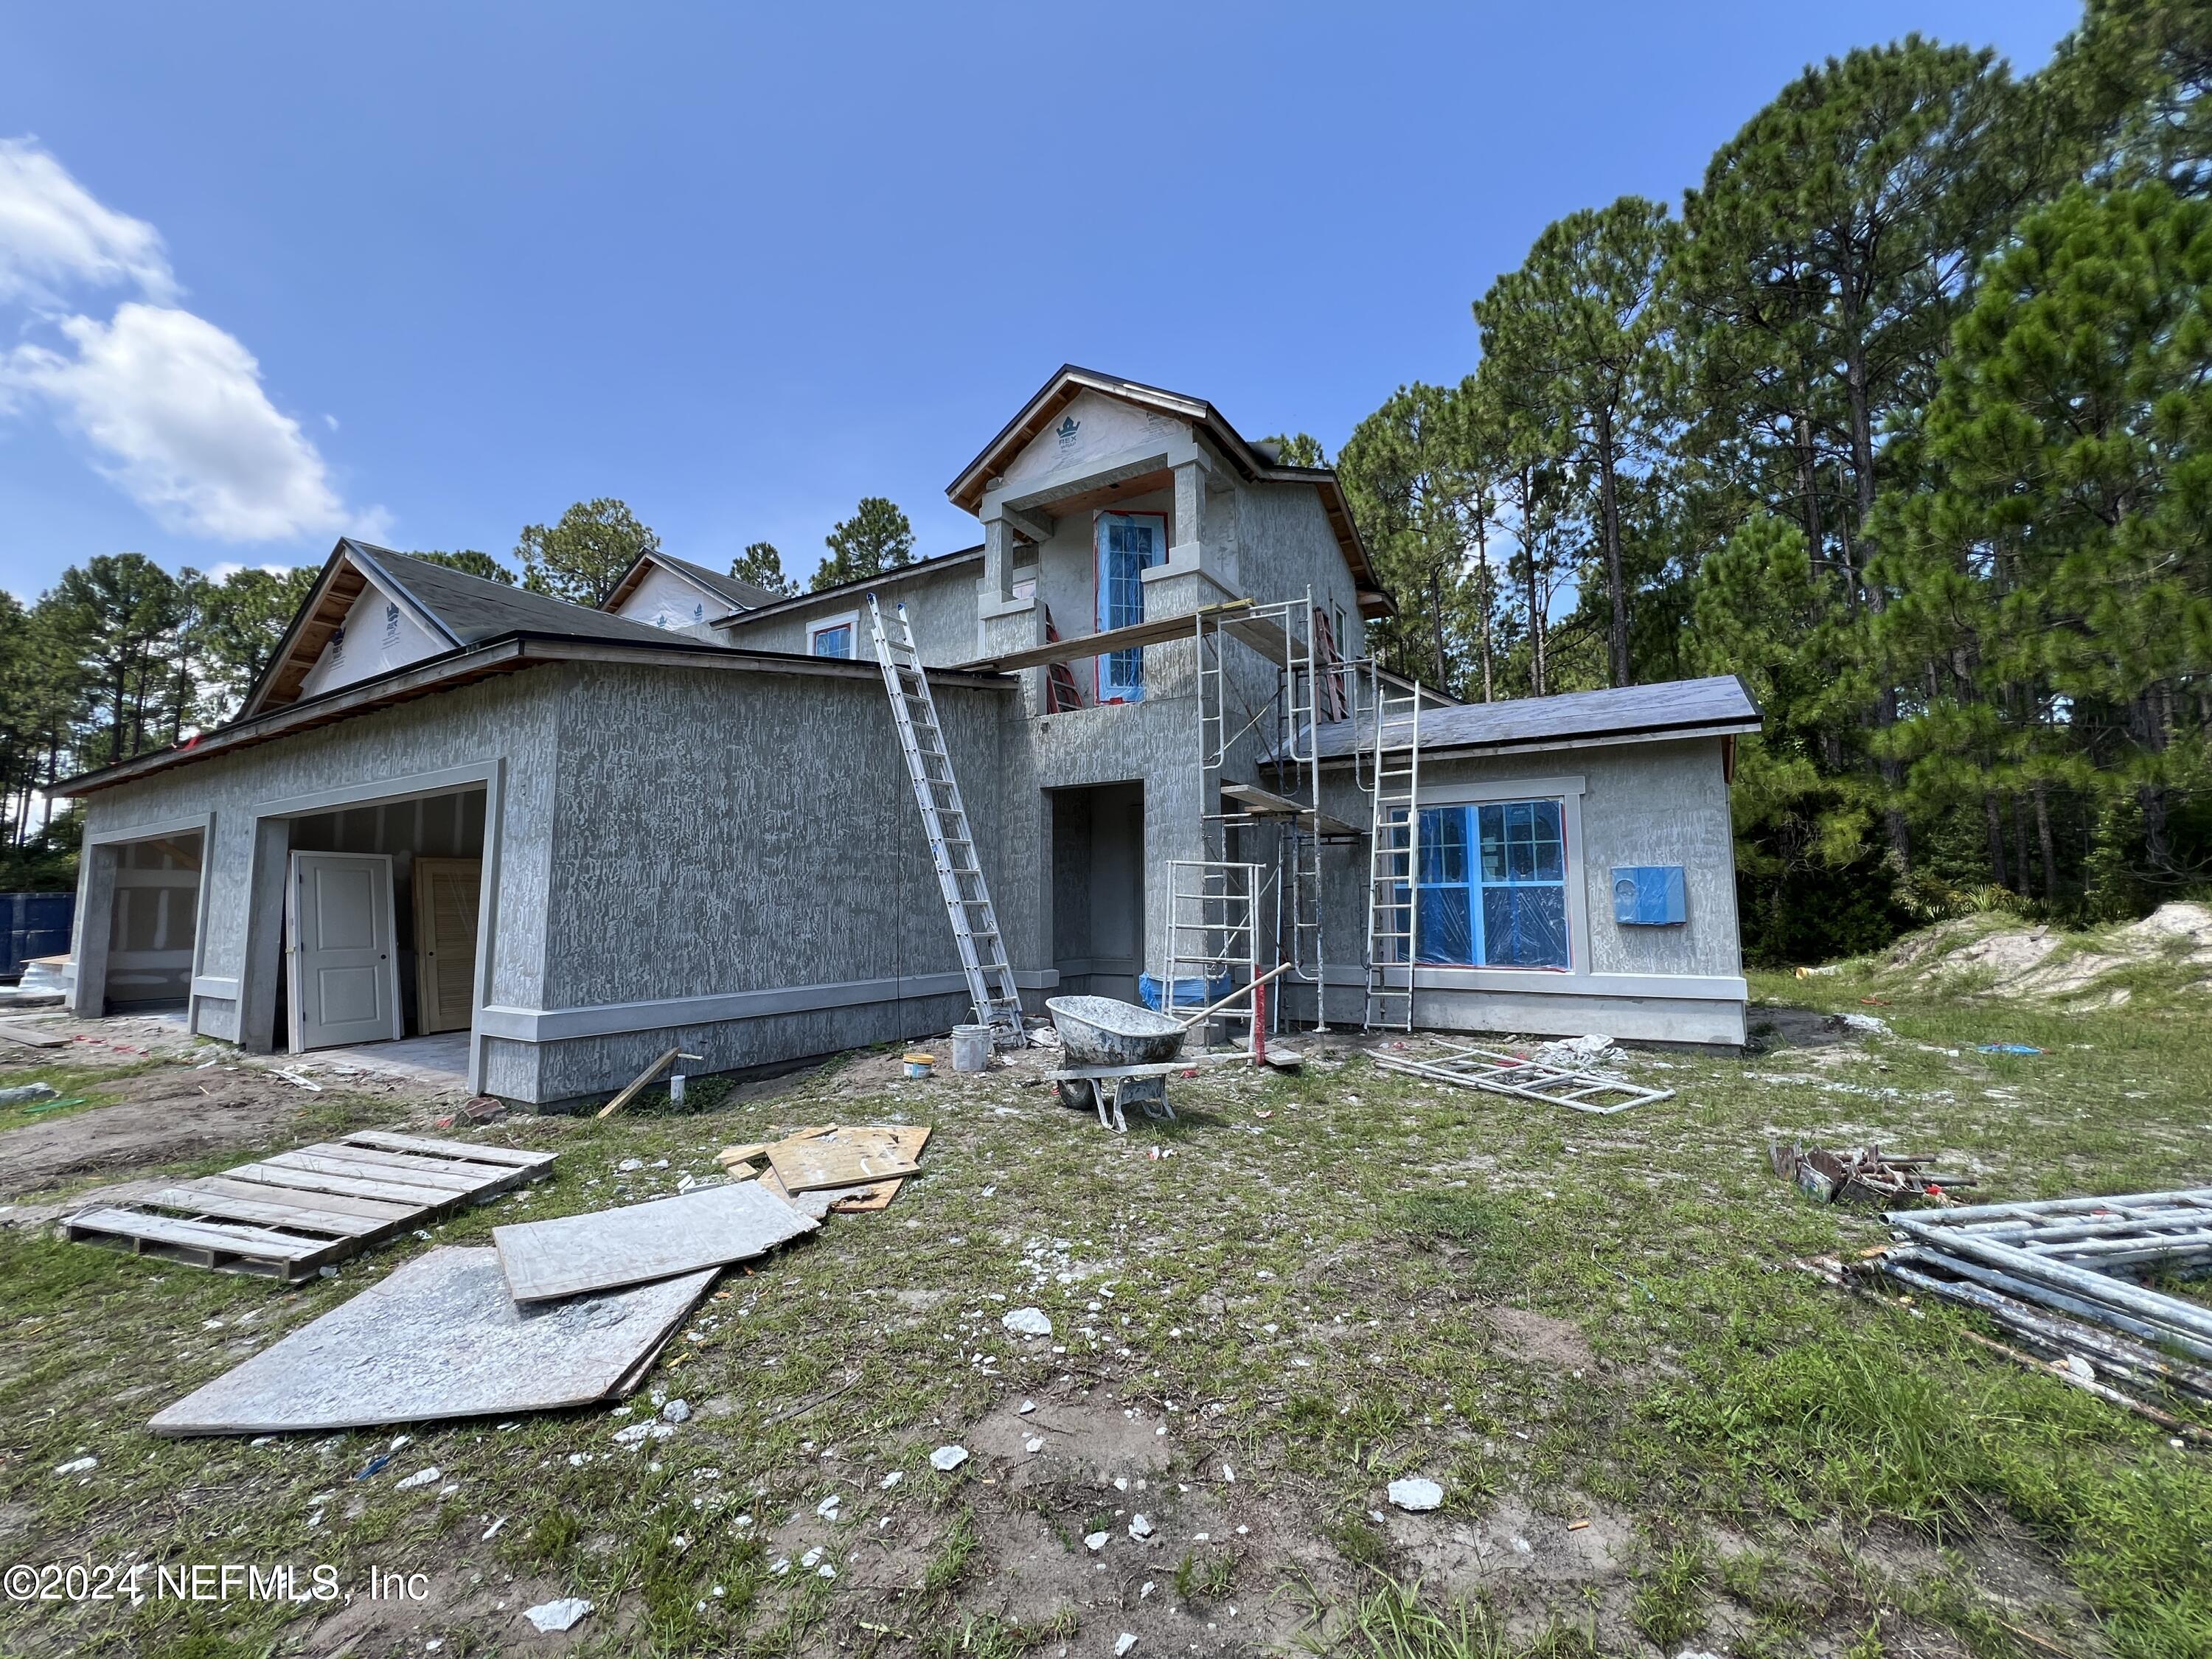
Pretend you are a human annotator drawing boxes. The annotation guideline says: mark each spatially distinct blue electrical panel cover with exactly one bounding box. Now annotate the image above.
[1611,866,1686,925]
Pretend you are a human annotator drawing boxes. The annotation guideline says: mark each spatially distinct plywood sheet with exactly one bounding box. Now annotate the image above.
[494,1181,817,1304]
[765,1124,927,1193]
[148,1247,712,1437]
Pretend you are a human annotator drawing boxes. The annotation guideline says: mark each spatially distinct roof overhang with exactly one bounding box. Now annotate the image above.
[945,366,1391,618]
[240,540,460,719]
[54,633,1015,800]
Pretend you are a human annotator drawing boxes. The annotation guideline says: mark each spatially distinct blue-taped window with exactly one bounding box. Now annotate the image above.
[810,622,852,658]
[1096,513,1164,701]
[1412,799,1570,968]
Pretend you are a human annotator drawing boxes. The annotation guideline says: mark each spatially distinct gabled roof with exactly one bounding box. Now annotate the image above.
[243,539,679,717]
[605,549,779,616]
[945,365,1390,615]
[1311,675,1761,762]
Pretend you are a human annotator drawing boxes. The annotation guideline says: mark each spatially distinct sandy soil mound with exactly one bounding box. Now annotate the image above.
[1902,901,2212,1001]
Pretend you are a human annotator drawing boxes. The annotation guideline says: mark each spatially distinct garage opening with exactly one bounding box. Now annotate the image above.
[103,830,204,1014]
[278,787,486,1073]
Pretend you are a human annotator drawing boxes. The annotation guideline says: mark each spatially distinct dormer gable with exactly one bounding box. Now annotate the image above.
[243,543,459,717]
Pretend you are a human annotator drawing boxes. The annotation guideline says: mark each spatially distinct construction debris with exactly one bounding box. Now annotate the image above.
[148,1248,714,1436]
[494,1180,818,1303]
[719,1124,931,1211]
[63,1131,556,1282]
[1860,1187,2212,1433]
[1770,1141,1974,1205]
[595,1047,701,1119]
[1374,1038,1674,1116]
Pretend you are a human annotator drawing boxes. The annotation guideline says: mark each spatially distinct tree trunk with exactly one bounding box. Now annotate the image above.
[1474,515,1494,703]
[1984,795,2008,889]
[1792,412,1823,566]
[2033,784,2059,899]
[1596,404,1630,687]
[1427,569,1447,692]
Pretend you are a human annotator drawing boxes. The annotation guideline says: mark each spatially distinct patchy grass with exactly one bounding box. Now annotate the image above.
[1,975,2208,1655]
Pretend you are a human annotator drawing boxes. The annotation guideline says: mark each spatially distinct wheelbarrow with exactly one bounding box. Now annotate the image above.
[1043,995,1188,1130]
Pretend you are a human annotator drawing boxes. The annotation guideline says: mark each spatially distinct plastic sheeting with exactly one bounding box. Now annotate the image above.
[1138,970,1232,1012]
[1413,801,1569,968]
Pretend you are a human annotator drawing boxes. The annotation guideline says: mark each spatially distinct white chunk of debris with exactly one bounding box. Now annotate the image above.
[52,1456,97,1476]
[613,1421,675,1446]
[800,1546,823,1568]
[1388,1477,1444,1512]
[880,1471,902,1490]
[481,1516,507,1542]
[1128,1514,1154,1540]
[816,1495,842,1518]
[662,1398,692,1423]
[929,1445,969,1472]
[394,1467,442,1492]
[1116,1635,1138,1657]
[1085,1531,1109,1551]
[524,1597,594,1633]
[1018,1399,1036,1414]
[1002,1307,1053,1337]
[1024,1436,1044,1453]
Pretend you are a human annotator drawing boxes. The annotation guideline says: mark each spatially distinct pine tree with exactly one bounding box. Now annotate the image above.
[731,541,797,597]
[812,498,914,591]
[518,499,659,608]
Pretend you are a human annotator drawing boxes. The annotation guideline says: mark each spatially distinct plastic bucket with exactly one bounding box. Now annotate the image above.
[950,1024,992,1073]
[902,1051,935,1079]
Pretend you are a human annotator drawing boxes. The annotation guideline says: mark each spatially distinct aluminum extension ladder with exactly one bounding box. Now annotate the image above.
[1363,674,1423,1031]
[867,594,1026,1048]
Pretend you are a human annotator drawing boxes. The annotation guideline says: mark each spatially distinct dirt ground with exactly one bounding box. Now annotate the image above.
[0,977,2205,1659]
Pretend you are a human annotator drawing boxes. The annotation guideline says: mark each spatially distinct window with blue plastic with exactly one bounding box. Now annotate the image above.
[1096,512,1164,701]
[1610,865,1686,925]
[1405,799,1570,969]
[810,623,853,658]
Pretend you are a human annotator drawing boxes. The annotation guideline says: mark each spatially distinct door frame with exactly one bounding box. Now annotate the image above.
[411,855,483,1036]
[285,850,403,1054]
[241,761,505,1092]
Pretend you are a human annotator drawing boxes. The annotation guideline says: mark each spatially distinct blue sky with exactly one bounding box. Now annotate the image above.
[1,1,2079,600]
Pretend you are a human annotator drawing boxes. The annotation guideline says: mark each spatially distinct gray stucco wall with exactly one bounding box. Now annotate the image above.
[521,660,1032,1098]
[1295,735,1747,1045]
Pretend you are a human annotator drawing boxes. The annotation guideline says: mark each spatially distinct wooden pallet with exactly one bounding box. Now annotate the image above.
[62,1130,554,1282]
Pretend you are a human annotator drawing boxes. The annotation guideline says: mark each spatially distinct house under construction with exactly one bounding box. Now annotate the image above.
[50,366,1760,1105]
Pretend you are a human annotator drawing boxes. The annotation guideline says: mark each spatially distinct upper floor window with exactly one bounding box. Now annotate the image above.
[810,618,855,658]
[1096,512,1164,702]
[1413,799,1570,969]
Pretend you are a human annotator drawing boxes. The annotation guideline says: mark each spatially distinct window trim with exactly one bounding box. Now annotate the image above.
[1093,511,1166,703]
[1406,776,1591,976]
[807,611,861,660]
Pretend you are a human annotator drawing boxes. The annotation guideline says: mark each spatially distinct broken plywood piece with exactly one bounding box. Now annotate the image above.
[495,1180,817,1303]
[63,1131,554,1283]
[765,1127,923,1194]
[148,1247,711,1437]
[0,1020,67,1048]
[757,1166,835,1220]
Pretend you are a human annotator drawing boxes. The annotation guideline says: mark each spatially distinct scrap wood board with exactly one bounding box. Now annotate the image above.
[761,1124,929,1198]
[148,1247,710,1437]
[0,1020,66,1048]
[494,1180,818,1303]
[63,1130,554,1282]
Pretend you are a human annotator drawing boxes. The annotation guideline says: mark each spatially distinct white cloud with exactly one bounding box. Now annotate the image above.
[0,136,376,545]
[4,303,350,541]
[0,137,176,307]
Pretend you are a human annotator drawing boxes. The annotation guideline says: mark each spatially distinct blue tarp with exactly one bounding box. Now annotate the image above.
[1138,971,1234,1013]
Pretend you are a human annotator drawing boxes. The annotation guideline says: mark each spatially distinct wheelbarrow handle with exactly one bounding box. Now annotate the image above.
[1173,961,1295,1032]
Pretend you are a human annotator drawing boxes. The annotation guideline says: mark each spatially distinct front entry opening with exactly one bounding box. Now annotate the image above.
[281,788,485,1060]
[1051,782,1144,1003]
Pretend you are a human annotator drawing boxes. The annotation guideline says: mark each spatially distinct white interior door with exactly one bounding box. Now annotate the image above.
[287,851,402,1051]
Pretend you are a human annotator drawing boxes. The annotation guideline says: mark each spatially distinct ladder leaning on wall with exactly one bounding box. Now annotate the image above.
[1363,670,1425,1032]
[866,594,1027,1048]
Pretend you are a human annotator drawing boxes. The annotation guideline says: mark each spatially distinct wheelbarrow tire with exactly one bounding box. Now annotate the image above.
[1054,1079,1095,1112]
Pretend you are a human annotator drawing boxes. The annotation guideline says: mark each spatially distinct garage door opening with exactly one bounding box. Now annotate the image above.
[103,830,204,1014]
[277,787,486,1077]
